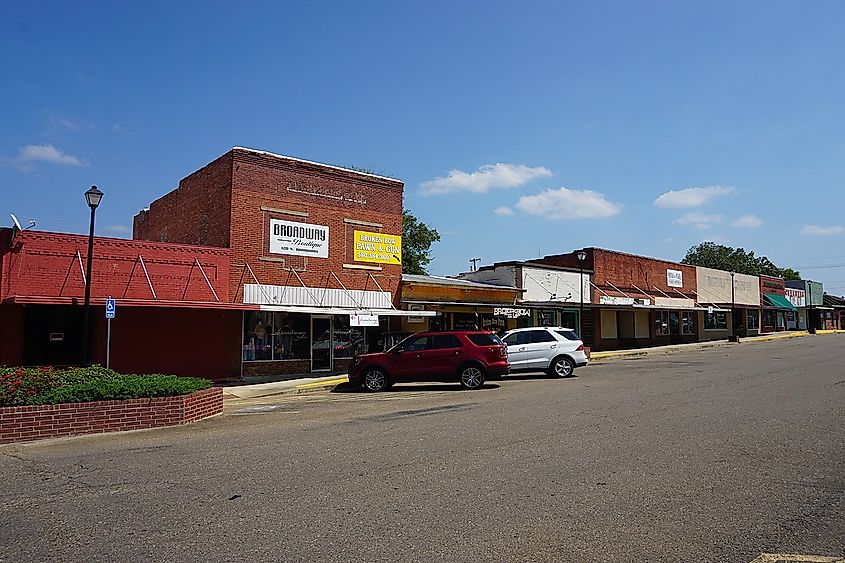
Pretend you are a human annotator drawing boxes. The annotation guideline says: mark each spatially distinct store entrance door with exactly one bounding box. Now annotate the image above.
[311,316,332,371]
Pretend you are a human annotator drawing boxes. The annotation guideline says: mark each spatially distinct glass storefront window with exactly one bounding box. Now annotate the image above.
[747,309,760,330]
[333,315,365,359]
[537,310,556,327]
[704,312,727,330]
[654,310,670,336]
[452,313,479,330]
[244,311,310,361]
[681,311,695,335]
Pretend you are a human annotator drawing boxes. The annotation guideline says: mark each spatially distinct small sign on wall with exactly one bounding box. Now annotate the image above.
[667,269,683,288]
[49,333,64,342]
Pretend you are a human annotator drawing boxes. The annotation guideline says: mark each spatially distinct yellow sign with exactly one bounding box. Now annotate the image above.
[353,230,402,265]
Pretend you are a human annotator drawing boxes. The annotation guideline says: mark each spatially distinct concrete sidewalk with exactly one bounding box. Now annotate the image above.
[589,329,809,361]
[219,329,830,405]
[221,375,348,401]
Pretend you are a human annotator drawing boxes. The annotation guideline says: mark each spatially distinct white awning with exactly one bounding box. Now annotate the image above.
[258,304,436,317]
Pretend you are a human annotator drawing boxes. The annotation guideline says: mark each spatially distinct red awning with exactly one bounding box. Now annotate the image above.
[5,295,258,311]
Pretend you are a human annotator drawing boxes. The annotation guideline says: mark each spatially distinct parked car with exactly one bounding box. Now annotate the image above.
[501,326,588,377]
[348,331,509,392]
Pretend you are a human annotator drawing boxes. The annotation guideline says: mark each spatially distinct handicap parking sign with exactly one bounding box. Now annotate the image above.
[105,298,116,319]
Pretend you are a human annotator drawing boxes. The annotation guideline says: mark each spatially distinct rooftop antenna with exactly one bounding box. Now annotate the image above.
[469,257,482,272]
[9,213,35,244]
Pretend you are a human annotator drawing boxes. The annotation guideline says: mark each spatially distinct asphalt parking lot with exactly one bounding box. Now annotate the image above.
[1,335,843,562]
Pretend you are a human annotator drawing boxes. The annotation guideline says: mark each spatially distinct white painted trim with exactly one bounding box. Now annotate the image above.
[260,206,309,217]
[343,218,384,228]
[234,146,401,182]
[343,263,382,271]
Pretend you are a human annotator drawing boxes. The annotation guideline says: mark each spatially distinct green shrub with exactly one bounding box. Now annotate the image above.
[0,366,212,407]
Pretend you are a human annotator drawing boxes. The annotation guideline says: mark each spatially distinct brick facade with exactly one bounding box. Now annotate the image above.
[0,387,223,444]
[1,229,230,304]
[133,148,404,301]
[532,248,700,350]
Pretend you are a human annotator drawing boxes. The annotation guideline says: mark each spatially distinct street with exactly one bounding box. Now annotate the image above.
[1,336,843,563]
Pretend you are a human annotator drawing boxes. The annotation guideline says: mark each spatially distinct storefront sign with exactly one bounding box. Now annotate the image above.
[600,296,635,306]
[785,288,806,308]
[408,304,425,323]
[269,219,329,258]
[667,269,683,288]
[353,230,402,265]
[350,313,379,327]
[493,307,530,318]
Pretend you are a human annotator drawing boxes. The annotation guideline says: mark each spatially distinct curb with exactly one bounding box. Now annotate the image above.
[293,377,348,394]
[589,331,810,362]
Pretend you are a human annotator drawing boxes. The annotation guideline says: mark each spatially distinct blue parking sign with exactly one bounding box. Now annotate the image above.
[105,298,116,319]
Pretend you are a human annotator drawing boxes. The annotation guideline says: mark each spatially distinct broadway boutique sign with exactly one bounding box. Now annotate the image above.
[269,219,329,258]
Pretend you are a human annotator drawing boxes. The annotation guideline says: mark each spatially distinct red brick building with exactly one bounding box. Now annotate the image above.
[530,248,721,351]
[0,229,239,378]
[1,147,427,380]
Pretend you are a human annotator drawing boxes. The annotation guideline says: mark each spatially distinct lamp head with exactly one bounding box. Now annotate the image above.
[576,250,587,262]
[85,185,104,209]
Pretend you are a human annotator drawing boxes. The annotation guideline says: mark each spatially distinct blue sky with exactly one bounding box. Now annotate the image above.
[3,1,845,293]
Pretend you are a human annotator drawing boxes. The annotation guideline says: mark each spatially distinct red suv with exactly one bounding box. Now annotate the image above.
[348,331,509,392]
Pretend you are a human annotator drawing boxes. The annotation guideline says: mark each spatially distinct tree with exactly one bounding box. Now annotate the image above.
[402,209,440,275]
[681,242,801,279]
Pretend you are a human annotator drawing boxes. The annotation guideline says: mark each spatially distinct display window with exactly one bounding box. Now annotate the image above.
[332,315,365,359]
[243,311,310,361]
[704,312,728,331]
[681,311,695,335]
[654,310,670,336]
[746,309,760,330]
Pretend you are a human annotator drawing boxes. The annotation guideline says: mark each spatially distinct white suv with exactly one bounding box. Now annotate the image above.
[501,327,589,377]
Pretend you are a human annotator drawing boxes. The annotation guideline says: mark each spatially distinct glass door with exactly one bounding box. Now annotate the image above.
[311,316,332,371]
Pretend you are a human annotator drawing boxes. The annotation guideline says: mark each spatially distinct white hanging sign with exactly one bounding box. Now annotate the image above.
[350,314,379,327]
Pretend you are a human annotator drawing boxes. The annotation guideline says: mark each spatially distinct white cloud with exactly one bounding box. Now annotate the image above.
[801,225,844,236]
[654,186,734,208]
[13,144,86,167]
[421,163,552,195]
[493,206,514,216]
[732,214,763,229]
[515,187,623,220]
[675,212,724,229]
[52,115,94,131]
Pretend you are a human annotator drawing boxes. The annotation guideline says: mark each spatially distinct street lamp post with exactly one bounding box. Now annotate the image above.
[577,250,587,339]
[730,271,736,340]
[81,186,104,366]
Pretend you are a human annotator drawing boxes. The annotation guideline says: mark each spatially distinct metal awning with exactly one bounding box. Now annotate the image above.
[260,304,436,317]
[763,294,797,311]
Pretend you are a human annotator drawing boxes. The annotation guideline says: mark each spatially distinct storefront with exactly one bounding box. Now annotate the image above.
[784,287,806,330]
[529,248,703,351]
[398,274,524,336]
[2,147,432,381]
[458,261,591,337]
[759,275,793,333]
[786,279,824,331]
[694,267,761,338]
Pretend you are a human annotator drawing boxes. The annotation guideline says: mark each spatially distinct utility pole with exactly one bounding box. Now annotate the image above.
[469,258,482,272]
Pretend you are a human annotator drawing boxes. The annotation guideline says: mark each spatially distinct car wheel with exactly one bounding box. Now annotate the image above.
[548,356,575,378]
[362,367,389,392]
[459,365,485,390]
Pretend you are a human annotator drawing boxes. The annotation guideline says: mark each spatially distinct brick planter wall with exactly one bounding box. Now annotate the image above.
[0,387,222,445]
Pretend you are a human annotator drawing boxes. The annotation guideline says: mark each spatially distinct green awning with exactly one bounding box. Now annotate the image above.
[763,293,797,311]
